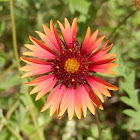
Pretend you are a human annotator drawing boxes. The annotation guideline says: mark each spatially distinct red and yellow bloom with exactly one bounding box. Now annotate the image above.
[20,18,118,120]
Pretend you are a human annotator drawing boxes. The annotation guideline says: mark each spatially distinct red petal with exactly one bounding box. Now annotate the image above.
[26,74,54,85]
[72,18,77,44]
[50,20,62,50]
[41,84,65,112]
[84,85,103,110]
[29,36,56,55]
[81,27,91,52]
[92,58,117,65]
[20,57,49,65]
[91,76,118,90]
[89,67,117,75]
[35,31,59,52]
[86,35,105,54]
[79,85,87,117]
[67,88,75,120]
[58,88,71,116]
[81,85,95,115]
[35,77,57,101]
[74,89,82,119]
[88,40,109,61]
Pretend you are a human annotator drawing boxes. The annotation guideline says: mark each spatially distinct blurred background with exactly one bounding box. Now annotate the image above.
[0,0,140,140]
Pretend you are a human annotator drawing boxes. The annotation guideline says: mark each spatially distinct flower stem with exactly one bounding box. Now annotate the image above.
[9,0,45,140]
[108,9,138,40]
[95,110,102,140]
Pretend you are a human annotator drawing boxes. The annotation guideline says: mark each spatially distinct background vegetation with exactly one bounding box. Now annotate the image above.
[0,0,140,139]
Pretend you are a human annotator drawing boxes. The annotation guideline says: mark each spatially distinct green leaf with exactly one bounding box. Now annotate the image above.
[21,115,37,138]
[123,109,136,118]
[120,69,140,131]
[120,70,135,96]
[102,128,112,140]
[123,109,140,131]
[87,137,95,140]
[120,96,139,110]
[120,70,140,110]
[0,128,12,140]
[91,125,98,138]
[0,0,9,1]
[69,0,91,15]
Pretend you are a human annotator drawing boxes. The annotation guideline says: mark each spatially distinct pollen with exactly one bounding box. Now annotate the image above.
[64,58,80,73]
[72,78,75,81]
[53,48,89,87]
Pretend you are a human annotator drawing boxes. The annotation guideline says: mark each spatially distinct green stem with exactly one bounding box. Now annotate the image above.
[9,0,45,140]
[95,110,102,140]
[9,1,20,68]
[6,124,23,140]
[6,100,20,119]
[108,9,138,40]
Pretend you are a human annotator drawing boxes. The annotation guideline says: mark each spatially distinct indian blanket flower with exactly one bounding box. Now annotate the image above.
[20,18,118,120]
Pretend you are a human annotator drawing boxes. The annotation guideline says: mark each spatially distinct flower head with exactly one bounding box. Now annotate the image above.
[133,0,140,10]
[20,18,118,120]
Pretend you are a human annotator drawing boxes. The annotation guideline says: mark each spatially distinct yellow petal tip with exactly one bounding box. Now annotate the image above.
[40,108,45,112]
[35,96,40,101]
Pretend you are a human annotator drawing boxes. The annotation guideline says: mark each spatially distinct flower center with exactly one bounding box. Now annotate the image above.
[52,48,89,87]
[64,58,80,74]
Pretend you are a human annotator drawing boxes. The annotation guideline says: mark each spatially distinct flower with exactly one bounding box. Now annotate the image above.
[20,18,118,120]
[133,0,140,10]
